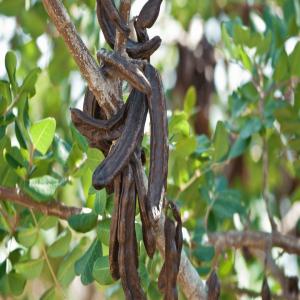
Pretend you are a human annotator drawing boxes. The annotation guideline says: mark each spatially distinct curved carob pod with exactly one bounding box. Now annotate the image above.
[158,202,182,299]
[92,89,148,190]
[71,108,124,142]
[96,0,161,59]
[118,166,146,300]
[109,175,122,280]
[101,0,130,34]
[82,88,113,155]
[131,153,156,258]
[206,271,221,300]
[144,64,168,222]
[134,0,163,42]
[97,49,151,95]
[158,216,179,300]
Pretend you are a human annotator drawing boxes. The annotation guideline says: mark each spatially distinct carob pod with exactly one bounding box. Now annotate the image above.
[72,102,126,131]
[97,49,151,95]
[261,276,271,300]
[92,89,148,190]
[82,88,112,155]
[101,0,130,34]
[134,0,163,42]
[96,0,161,59]
[131,153,156,258]
[158,202,182,299]
[71,108,124,142]
[144,64,168,222]
[118,166,146,300]
[109,175,122,280]
[158,216,179,300]
[206,270,220,300]
[169,202,182,270]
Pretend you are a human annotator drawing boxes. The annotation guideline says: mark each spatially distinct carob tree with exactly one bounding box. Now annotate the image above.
[71,0,183,299]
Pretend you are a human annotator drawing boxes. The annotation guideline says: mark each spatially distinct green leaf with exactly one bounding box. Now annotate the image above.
[233,24,250,46]
[168,112,190,138]
[16,227,38,248]
[8,273,26,296]
[240,117,262,139]
[47,229,71,258]
[4,147,28,173]
[0,81,11,113]
[19,68,41,97]
[70,124,88,152]
[94,189,107,215]
[15,259,44,279]
[274,49,289,82]
[213,189,244,220]
[57,237,89,287]
[30,117,56,155]
[75,239,102,285]
[38,216,58,230]
[228,137,250,159]
[213,121,229,161]
[92,256,114,285]
[193,246,215,262]
[53,135,71,165]
[184,86,196,116]
[97,219,111,246]
[289,42,300,77]
[86,148,104,171]
[28,175,60,199]
[40,287,61,300]
[238,46,252,71]
[15,121,27,149]
[68,212,98,233]
[5,51,17,91]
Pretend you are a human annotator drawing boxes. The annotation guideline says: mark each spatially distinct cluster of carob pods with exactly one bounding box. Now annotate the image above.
[70,0,183,299]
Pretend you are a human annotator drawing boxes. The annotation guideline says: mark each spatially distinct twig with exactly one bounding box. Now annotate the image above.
[256,65,277,232]
[208,230,300,255]
[42,0,121,116]
[29,209,65,297]
[222,283,284,300]
[0,186,81,220]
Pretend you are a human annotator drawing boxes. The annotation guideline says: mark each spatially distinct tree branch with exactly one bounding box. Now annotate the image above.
[42,0,121,116]
[0,186,81,220]
[209,230,300,255]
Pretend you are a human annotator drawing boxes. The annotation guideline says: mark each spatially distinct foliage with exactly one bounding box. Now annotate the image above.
[0,0,300,299]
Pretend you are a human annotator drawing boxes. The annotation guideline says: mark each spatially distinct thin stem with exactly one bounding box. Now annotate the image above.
[29,209,65,297]
[0,186,81,219]
[256,66,277,232]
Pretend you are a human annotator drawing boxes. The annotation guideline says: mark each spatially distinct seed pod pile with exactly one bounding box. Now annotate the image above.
[71,1,182,298]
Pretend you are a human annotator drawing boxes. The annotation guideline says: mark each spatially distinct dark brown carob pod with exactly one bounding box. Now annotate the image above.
[71,108,124,142]
[118,166,146,300]
[109,175,122,280]
[96,0,162,59]
[136,0,163,30]
[145,64,168,222]
[97,49,151,95]
[158,217,179,300]
[131,153,156,258]
[158,202,182,299]
[206,270,220,300]
[92,90,147,189]
[101,0,130,34]
[261,276,271,300]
